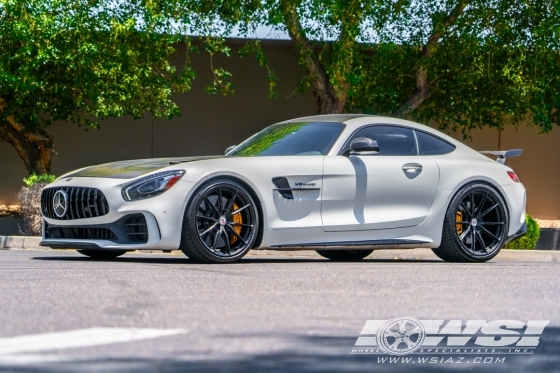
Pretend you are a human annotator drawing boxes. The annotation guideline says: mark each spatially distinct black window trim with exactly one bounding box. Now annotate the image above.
[337,124,456,156]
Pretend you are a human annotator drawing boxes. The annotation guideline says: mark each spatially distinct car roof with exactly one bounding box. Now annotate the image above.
[281,114,376,123]
[281,114,461,147]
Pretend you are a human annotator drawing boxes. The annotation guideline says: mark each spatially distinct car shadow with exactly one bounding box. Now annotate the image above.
[30,254,442,264]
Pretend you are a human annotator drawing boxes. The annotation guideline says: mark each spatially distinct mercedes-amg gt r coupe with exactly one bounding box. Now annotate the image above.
[40,114,527,263]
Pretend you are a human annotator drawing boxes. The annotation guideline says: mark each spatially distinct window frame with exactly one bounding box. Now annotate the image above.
[337,124,456,156]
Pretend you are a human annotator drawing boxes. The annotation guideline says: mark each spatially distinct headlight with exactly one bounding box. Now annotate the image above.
[122,170,185,201]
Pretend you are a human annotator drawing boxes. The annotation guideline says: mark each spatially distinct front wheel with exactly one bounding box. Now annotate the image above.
[180,179,260,263]
[77,250,128,259]
[436,183,509,263]
[316,249,373,261]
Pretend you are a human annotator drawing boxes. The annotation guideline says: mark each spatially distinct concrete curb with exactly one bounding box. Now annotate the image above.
[0,236,42,250]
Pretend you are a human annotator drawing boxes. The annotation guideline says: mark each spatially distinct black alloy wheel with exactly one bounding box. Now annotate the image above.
[77,249,128,259]
[434,183,508,263]
[316,249,374,261]
[180,179,259,263]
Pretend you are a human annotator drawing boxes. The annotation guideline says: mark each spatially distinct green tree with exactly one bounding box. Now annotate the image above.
[0,0,193,174]
[176,0,560,134]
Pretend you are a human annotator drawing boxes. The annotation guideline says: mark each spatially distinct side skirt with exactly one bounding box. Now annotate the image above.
[270,239,430,249]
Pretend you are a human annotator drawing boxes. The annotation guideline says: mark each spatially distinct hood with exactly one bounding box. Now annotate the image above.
[64,156,222,179]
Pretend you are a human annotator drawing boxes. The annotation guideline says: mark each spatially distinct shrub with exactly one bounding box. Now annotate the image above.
[17,174,56,236]
[23,173,56,187]
[504,215,540,250]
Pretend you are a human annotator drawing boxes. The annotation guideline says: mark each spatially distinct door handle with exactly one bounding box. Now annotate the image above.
[402,163,423,172]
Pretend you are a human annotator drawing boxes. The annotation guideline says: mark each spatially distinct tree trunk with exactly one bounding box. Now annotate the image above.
[392,1,468,118]
[0,118,53,175]
[314,86,346,114]
[280,0,347,115]
[392,68,430,118]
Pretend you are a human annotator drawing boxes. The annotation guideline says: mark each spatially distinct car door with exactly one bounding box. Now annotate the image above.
[321,125,440,232]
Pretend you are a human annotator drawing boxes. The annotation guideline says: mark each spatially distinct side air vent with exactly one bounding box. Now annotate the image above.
[123,214,149,243]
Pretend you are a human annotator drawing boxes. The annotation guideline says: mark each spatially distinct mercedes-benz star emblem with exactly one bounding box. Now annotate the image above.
[52,190,69,218]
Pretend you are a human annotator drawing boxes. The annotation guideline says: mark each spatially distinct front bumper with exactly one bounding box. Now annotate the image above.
[40,178,196,250]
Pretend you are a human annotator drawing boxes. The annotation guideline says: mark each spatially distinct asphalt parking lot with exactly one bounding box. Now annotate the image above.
[0,248,558,373]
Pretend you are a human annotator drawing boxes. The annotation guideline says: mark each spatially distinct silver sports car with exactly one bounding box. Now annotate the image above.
[40,114,527,263]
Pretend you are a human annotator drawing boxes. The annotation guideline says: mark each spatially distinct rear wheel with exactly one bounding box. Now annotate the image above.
[77,250,127,259]
[316,249,373,261]
[180,179,259,263]
[436,183,508,263]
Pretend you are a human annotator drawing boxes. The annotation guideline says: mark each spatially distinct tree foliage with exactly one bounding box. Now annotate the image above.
[173,0,560,134]
[0,0,193,174]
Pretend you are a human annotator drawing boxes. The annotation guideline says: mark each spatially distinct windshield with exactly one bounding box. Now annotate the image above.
[228,122,346,156]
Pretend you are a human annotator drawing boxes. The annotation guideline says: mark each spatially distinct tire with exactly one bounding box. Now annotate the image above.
[431,247,458,262]
[436,183,509,263]
[180,179,260,263]
[77,249,127,259]
[316,249,374,261]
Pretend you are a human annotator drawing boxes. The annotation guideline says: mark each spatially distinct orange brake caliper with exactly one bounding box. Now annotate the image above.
[456,211,463,234]
[230,203,243,244]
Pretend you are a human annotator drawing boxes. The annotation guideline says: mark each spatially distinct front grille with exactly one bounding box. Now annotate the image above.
[124,214,149,243]
[41,187,109,220]
[45,222,118,242]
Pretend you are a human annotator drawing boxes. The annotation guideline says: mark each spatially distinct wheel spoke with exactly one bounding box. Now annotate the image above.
[405,326,421,336]
[222,229,231,255]
[457,221,471,225]
[402,337,414,349]
[226,225,247,244]
[398,320,407,333]
[479,225,500,241]
[199,222,218,237]
[230,222,254,228]
[471,228,477,252]
[475,229,487,252]
[459,226,471,241]
[217,187,224,213]
[211,227,222,250]
[474,192,487,216]
[230,204,251,216]
[197,215,217,222]
[470,192,475,216]
[459,203,470,218]
[389,338,402,349]
[480,221,504,226]
[225,190,239,215]
[204,196,220,216]
[479,203,499,217]
[385,331,400,338]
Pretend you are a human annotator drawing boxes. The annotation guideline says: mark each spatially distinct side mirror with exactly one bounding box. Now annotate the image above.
[344,137,380,156]
[224,145,237,155]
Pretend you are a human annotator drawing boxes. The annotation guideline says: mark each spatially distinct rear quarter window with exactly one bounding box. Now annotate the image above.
[415,131,456,155]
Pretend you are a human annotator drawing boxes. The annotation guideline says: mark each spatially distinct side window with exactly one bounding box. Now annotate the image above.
[415,131,456,155]
[342,125,417,156]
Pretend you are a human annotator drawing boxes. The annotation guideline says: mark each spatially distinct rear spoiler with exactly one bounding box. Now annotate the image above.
[479,149,523,164]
